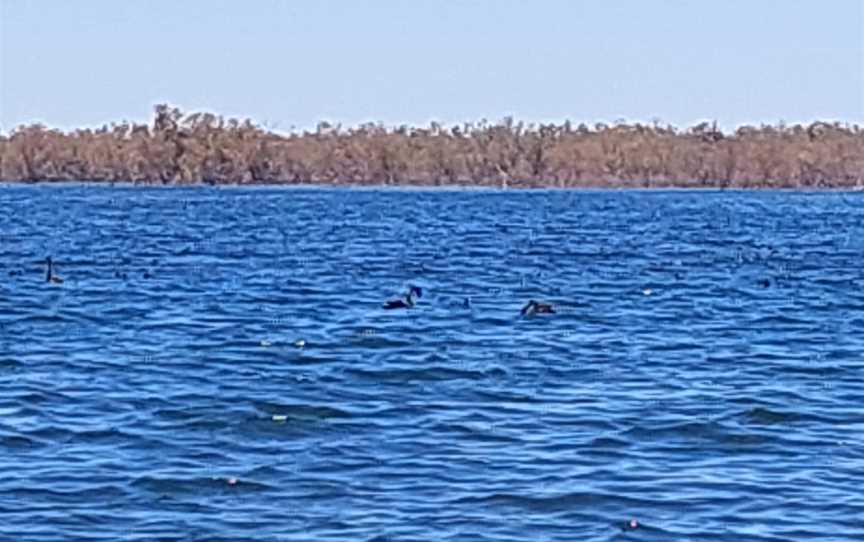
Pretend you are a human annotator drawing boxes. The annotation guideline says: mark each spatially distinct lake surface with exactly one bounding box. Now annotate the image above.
[1,185,863,541]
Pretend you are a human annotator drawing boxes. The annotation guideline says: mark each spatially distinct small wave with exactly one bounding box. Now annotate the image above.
[253,402,353,420]
[451,491,658,510]
[344,365,488,383]
[741,406,799,426]
[130,474,275,495]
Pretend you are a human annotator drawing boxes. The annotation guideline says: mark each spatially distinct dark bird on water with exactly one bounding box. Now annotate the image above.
[521,299,555,315]
[383,286,423,309]
[45,257,63,284]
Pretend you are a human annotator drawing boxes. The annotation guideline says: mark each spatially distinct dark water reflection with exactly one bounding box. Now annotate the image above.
[1,185,863,541]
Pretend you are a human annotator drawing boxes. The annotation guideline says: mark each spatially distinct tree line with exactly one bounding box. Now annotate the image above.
[1,104,862,188]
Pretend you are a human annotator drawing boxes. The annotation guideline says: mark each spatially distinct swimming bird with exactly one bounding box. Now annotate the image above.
[383,286,423,309]
[45,257,63,284]
[521,299,555,315]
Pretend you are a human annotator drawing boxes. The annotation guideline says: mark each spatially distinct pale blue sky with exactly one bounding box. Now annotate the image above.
[1,0,862,132]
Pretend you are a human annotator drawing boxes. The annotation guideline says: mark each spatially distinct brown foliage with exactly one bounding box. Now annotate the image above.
[1,105,863,187]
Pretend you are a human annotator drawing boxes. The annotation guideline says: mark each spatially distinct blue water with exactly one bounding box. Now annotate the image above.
[1,185,863,541]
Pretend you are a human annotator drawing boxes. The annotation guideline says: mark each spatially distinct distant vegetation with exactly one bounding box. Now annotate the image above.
[1,104,862,188]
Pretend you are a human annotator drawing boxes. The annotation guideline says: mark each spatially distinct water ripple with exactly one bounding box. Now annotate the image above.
[1,186,863,540]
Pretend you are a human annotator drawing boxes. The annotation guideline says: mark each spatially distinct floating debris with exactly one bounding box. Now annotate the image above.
[260,340,272,347]
[383,285,423,309]
[521,300,555,315]
[272,414,288,422]
[294,339,306,348]
[45,257,64,284]
[620,518,639,531]
[642,288,653,296]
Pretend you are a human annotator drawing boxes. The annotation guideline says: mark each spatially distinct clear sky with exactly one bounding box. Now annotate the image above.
[1,0,862,132]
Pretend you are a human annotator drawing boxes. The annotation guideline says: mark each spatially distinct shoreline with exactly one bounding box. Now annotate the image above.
[3,105,862,189]
[2,180,864,193]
